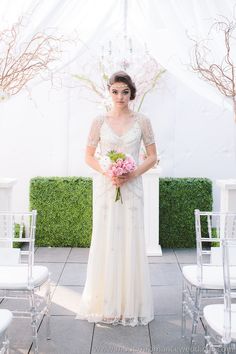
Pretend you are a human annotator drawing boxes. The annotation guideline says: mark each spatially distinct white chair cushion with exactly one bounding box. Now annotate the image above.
[204,304,236,340]
[0,309,13,334]
[0,265,49,290]
[182,264,236,289]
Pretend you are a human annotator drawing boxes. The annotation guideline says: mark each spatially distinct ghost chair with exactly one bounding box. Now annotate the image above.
[0,309,12,354]
[203,237,236,353]
[181,210,236,352]
[0,211,51,354]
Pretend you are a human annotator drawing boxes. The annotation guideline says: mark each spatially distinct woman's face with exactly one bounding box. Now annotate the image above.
[109,82,131,107]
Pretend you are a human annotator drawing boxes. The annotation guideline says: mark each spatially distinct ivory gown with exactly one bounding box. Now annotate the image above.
[76,112,155,326]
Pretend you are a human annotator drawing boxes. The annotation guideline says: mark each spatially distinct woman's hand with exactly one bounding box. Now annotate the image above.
[112,171,137,187]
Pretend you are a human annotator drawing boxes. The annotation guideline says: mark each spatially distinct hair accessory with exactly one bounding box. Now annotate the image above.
[111,84,129,88]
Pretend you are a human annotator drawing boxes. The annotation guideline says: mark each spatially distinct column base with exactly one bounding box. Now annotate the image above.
[146,244,162,256]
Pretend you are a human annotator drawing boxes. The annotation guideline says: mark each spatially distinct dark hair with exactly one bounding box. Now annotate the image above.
[107,71,136,100]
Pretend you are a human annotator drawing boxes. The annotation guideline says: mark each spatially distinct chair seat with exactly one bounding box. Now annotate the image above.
[182,264,236,289]
[0,309,13,333]
[204,304,236,340]
[0,265,49,290]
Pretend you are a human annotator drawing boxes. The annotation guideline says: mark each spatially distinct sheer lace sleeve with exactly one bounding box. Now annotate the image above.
[86,116,104,147]
[138,114,155,146]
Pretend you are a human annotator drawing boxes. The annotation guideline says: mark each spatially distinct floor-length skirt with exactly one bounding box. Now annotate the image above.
[76,174,154,326]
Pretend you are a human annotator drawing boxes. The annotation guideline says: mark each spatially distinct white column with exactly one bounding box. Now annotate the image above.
[0,178,17,247]
[143,166,162,256]
[211,179,236,264]
[216,179,236,212]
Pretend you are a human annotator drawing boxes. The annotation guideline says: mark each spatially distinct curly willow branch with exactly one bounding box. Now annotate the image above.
[191,17,236,121]
[0,16,64,96]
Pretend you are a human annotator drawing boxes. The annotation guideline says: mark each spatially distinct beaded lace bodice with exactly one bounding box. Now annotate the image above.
[87,112,155,164]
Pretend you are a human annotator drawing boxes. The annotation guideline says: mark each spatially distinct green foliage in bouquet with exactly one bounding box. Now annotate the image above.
[30,177,92,247]
[108,150,126,161]
[159,178,213,248]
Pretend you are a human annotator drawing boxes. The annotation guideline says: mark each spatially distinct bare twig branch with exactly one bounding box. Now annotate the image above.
[0,16,63,97]
[191,17,236,121]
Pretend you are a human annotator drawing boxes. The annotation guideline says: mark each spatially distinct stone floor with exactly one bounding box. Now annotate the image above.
[0,248,208,354]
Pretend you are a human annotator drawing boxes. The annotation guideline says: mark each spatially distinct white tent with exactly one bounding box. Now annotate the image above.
[0,0,235,211]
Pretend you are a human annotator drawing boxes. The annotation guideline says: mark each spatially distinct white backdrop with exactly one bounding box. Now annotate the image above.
[0,0,236,212]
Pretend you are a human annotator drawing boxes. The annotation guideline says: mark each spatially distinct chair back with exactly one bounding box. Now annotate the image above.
[194,210,236,284]
[0,211,37,281]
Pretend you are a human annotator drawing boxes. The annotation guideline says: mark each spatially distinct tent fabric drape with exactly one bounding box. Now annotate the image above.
[0,0,235,110]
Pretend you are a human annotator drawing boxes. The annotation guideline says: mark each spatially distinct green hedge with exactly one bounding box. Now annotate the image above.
[30,177,92,247]
[159,178,212,248]
[30,177,212,248]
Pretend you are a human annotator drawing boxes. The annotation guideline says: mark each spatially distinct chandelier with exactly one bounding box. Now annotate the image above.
[73,0,165,111]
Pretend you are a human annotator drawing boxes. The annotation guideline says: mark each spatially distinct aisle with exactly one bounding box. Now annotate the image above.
[0,247,205,354]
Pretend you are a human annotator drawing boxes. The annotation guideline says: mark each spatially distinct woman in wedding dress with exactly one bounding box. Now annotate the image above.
[76,71,158,326]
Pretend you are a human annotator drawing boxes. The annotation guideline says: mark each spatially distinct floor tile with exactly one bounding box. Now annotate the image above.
[67,248,90,263]
[35,262,65,285]
[174,248,196,264]
[32,315,93,354]
[34,247,71,263]
[92,321,151,354]
[149,263,182,286]
[8,317,33,354]
[51,286,83,316]
[152,285,182,315]
[149,314,205,354]
[59,263,87,286]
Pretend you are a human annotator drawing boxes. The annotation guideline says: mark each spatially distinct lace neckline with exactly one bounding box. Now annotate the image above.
[104,112,137,138]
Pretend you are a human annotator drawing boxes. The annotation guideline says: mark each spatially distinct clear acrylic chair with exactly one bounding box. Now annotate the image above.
[0,211,51,354]
[181,210,236,352]
[0,309,12,354]
[204,237,236,353]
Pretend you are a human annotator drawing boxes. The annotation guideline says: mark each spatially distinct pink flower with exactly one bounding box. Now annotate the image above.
[99,150,137,203]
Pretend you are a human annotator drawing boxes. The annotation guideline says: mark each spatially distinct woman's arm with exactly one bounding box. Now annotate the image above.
[85,146,113,181]
[85,117,110,176]
[133,143,158,177]
[85,146,104,174]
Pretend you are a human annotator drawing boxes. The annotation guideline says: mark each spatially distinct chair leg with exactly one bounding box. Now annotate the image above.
[181,278,187,338]
[46,279,51,340]
[222,344,230,354]
[30,291,39,354]
[3,331,10,354]
[189,287,202,351]
[5,334,9,354]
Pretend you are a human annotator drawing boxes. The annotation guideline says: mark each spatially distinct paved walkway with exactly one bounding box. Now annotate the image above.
[1,248,207,354]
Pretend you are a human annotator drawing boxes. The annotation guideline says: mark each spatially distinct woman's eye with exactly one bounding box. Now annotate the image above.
[112,90,118,94]
[123,90,129,95]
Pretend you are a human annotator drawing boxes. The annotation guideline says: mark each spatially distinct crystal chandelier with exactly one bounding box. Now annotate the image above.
[73,0,165,111]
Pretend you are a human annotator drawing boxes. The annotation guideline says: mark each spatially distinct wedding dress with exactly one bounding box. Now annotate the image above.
[76,112,155,326]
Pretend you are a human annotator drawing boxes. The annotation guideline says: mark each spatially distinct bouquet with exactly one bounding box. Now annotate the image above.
[99,150,137,203]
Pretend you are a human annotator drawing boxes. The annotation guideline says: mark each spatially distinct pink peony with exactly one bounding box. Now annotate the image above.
[99,150,137,203]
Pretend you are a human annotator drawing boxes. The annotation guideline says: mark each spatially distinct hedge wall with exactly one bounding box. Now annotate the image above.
[159,178,212,248]
[30,177,92,247]
[30,177,212,248]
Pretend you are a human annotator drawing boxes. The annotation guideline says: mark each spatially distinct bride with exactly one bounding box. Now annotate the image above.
[76,71,158,326]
